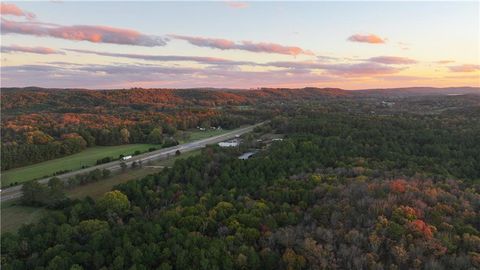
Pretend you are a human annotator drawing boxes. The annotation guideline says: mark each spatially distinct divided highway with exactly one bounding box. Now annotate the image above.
[1,122,265,202]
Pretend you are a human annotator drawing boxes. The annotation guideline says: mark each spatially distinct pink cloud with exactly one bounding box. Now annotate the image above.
[347,34,386,44]
[1,44,65,54]
[1,63,338,89]
[169,34,313,56]
[266,61,327,70]
[0,3,35,19]
[325,62,402,76]
[66,48,255,66]
[240,41,314,56]
[226,1,249,9]
[449,64,480,72]
[377,75,429,82]
[1,19,168,46]
[169,35,235,49]
[368,56,417,65]
[267,61,402,77]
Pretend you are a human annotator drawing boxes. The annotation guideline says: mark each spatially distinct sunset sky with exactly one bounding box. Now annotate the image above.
[1,1,479,89]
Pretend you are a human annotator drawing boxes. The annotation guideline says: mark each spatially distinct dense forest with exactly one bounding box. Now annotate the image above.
[2,90,479,269]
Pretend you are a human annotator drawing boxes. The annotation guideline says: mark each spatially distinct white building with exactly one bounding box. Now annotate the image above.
[218,139,239,147]
[238,152,255,160]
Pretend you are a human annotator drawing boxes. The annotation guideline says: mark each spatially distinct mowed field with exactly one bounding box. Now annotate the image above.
[1,201,53,234]
[1,149,201,234]
[179,129,229,143]
[1,144,158,187]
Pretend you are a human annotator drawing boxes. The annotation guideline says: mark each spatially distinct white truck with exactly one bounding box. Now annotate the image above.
[122,155,132,161]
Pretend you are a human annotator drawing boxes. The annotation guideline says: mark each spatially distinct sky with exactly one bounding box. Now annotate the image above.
[1,1,479,90]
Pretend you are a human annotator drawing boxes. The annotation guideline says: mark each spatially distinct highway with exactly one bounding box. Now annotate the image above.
[1,122,265,202]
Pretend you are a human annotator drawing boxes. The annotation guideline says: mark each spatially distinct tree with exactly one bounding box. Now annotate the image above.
[97,190,130,216]
[120,128,130,144]
[102,169,111,178]
[20,178,66,207]
[21,180,48,206]
[78,130,96,146]
[148,128,164,144]
[164,138,178,147]
[77,219,109,234]
[62,136,88,155]
[87,169,103,182]
[26,130,54,145]
[282,248,306,270]
[48,177,64,191]
[47,177,66,206]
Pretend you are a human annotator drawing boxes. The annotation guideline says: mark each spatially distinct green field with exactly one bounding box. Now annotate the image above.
[1,202,52,234]
[66,168,161,200]
[179,129,229,143]
[1,144,158,187]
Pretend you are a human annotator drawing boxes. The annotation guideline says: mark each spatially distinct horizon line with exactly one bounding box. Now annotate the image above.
[1,85,479,92]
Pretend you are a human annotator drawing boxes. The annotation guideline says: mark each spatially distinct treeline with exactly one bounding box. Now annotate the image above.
[21,178,68,208]
[20,168,112,208]
[1,135,87,170]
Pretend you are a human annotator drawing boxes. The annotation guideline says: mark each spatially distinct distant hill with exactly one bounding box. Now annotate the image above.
[2,87,478,112]
[3,86,478,95]
[356,87,480,97]
[0,87,352,113]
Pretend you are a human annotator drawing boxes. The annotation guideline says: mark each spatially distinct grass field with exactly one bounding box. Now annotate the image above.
[66,168,160,200]
[1,144,158,187]
[1,149,202,234]
[1,202,53,234]
[179,129,229,143]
